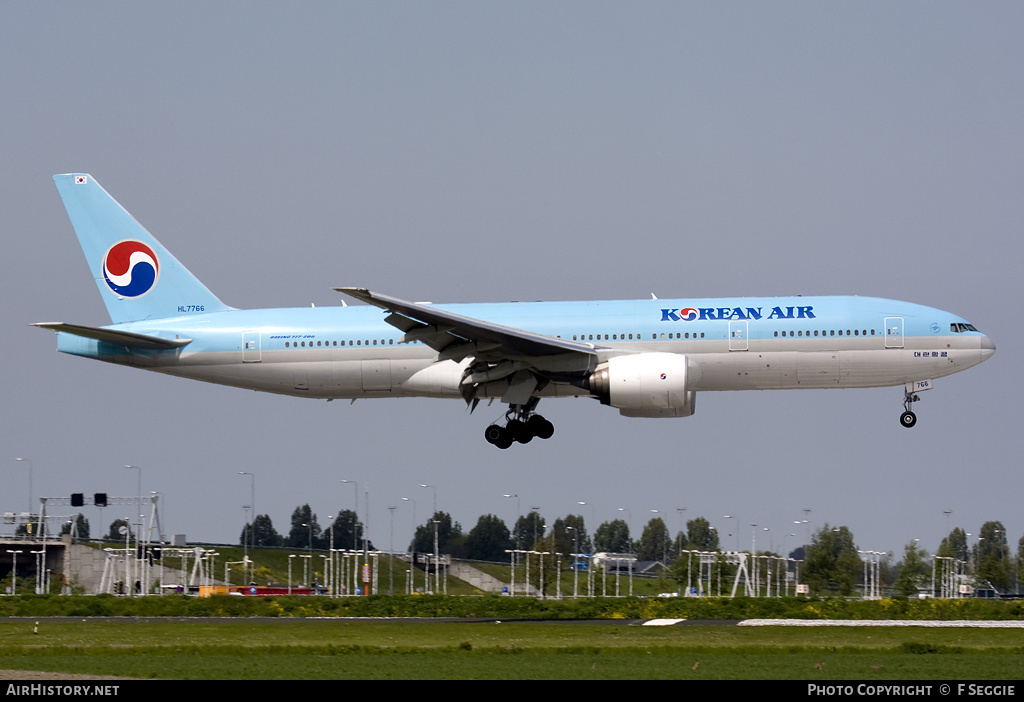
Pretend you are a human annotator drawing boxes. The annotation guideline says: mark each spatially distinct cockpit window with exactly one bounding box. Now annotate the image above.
[951,322,979,333]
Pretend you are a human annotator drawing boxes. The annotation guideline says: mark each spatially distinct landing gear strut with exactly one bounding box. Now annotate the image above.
[900,391,920,428]
[484,403,554,449]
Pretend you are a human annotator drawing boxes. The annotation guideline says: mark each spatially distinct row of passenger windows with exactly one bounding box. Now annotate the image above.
[281,325,936,348]
[775,329,876,337]
[571,330,875,342]
[285,339,395,348]
[572,332,707,341]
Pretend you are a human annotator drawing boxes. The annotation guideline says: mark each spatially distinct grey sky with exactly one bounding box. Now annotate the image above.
[3,3,1020,559]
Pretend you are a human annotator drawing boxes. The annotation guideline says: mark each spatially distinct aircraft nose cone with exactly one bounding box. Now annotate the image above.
[981,335,996,360]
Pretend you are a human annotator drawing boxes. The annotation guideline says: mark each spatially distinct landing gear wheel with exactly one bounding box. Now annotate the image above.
[527,415,554,440]
[484,402,555,448]
[507,419,532,444]
[484,424,504,444]
[901,388,921,429]
[485,424,514,448]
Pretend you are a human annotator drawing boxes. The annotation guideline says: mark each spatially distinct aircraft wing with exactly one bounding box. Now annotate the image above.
[335,288,598,406]
[334,288,596,363]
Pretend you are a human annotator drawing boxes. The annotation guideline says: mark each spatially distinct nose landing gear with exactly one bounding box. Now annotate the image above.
[900,383,926,428]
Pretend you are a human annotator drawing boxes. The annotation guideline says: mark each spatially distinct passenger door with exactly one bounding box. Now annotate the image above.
[884,317,904,349]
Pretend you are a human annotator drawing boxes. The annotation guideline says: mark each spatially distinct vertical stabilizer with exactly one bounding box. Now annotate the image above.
[52,174,231,324]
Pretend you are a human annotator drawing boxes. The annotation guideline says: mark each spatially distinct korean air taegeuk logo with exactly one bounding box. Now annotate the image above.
[102,240,159,297]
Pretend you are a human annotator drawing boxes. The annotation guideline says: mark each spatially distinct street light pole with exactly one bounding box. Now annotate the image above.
[503,494,520,562]
[723,515,738,551]
[567,526,579,598]
[125,466,142,594]
[14,458,32,519]
[238,472,255,580]
[328,515,335,597]
[650,509,666,564]
[419,483,437,515]
[240,505,250,581]
[432,519,440,595]
[750,523,758,596]
[617,508,632,554]
[6,551,22,595]
[388,506,396,595]
[341,480,358,551]
[301,523,313,554]
[676,507,686,558]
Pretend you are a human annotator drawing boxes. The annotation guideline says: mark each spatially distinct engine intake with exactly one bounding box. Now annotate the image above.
[589,353,696,418]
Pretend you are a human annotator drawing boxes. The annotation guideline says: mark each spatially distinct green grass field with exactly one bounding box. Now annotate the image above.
[0,619,1021,680]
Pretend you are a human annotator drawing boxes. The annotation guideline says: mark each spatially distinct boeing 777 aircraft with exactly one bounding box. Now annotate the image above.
[36,174,995,448]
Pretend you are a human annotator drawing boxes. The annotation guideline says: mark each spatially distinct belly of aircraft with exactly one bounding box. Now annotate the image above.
[689,342,975,391]
[147,335,981,399]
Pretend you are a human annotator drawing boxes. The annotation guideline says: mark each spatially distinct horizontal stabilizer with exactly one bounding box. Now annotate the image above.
[32,322,191,350]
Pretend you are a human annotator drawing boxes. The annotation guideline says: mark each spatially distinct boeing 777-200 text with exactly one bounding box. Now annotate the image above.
[35,174,995,448]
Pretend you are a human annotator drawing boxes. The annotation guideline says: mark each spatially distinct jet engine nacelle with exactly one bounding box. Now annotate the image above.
[589,353,696,418]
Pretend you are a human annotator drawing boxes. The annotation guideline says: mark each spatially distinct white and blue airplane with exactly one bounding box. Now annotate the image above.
[36,174,995,448]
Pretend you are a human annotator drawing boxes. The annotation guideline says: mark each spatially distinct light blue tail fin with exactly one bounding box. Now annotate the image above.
[53,174,232,324]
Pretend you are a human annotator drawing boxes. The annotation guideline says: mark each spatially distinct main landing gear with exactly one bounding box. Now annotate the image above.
[484,405,554,449]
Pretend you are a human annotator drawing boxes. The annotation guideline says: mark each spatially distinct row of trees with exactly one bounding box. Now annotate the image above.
[237,509,1023,596]
[936,523,1016,593]
[400,511,720,563]
[237,508,719,563]
[766,521,1020,596]
[239,506,364,551]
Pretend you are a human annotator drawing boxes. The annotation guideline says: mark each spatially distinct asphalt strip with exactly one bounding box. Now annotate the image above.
[741,626,1024,630]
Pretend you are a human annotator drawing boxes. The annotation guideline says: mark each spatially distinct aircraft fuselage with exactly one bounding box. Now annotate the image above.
[55,295,993,401]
